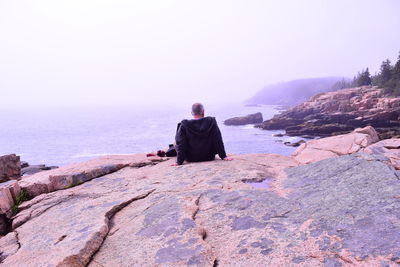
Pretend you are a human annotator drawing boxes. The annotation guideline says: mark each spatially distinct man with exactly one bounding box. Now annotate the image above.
[173,103,233,166]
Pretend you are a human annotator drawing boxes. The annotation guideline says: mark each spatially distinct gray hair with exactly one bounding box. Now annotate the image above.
[191,103,204,116]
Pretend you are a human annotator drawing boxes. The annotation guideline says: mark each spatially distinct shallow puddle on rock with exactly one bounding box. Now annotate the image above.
[245,178,273,189]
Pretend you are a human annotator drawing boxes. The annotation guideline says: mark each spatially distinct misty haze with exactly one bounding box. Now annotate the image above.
[1,1,400,266]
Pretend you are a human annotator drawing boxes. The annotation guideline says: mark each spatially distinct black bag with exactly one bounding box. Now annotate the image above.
[165,144,177,157]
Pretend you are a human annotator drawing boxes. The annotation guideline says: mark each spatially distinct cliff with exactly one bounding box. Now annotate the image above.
[258,86,400,139]
[246,77,344,106]
[1,127,400,266]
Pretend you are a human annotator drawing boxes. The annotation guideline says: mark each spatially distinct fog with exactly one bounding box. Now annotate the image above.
[0,0,399,108]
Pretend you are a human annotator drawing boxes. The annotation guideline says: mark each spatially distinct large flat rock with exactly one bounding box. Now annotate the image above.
[1,153,400,266]
[18,154,163,198]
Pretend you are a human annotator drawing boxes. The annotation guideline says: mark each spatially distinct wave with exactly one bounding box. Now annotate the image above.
[72,152,114,158]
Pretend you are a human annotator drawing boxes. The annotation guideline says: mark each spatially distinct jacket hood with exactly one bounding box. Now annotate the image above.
[181,116,216,136]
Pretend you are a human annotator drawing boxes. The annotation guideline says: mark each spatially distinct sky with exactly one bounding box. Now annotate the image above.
[0,0,399,108]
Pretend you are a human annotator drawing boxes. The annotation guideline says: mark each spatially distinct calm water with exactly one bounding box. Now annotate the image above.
[0,104,301,166]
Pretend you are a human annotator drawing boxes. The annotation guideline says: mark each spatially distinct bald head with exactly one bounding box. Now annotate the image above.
[191,103,204,118]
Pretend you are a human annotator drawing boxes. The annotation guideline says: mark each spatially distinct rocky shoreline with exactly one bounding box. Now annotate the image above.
[257,86,400,139]
[1,126,400,266]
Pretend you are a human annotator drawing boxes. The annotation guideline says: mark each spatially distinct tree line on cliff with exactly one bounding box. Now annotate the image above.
[334,52,400,96]
[247,52,400,106]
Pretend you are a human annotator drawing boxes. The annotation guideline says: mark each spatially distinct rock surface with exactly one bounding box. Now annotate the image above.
[1,152,400,266]
[224,112,263,126]
[363,138,400,170]
[258,86,400,138]
[18,154,164,198]
[0,232,19,261]
[0,181,21,219]
[21,164,58,176]
[0,155,21,183]
[292,126,379,164]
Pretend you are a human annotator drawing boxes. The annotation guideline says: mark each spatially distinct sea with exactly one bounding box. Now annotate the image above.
[0,104,303,166]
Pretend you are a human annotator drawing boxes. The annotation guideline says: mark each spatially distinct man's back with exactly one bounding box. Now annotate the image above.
[175,116,227,165]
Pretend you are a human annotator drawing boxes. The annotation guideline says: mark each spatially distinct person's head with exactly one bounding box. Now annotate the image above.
[191,103,205,118]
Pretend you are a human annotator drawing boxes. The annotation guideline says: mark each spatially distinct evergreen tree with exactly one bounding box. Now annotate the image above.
[364,68,372,85]
[383,52,400,96]
[351,51,400,95]
[371,71,379,86]
[378,59,392,86]
[392,52,400,80]
[356,68,372,86]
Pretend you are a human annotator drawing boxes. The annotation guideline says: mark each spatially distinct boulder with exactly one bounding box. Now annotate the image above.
[0,180,21,218]
[224,112,263,126]
[292,126,379,164]
[1,153,400,266]
[363,138,400,169]
[18,154,166,198]
[0,154,21,182]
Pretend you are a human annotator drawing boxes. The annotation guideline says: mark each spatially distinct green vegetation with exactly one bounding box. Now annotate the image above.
[248,52,400,106]
[331,52,400,96]
[356,68,372,86]
[352,52,400,96]
[378,53,400,96]
[11,189,30,215]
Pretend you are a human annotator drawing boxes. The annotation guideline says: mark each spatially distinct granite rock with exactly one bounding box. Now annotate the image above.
[0,181,21,219]
[0,232,19,261]
[1,153,399,266]
[258,86,400,138]
[292,126,379,164]
[0,155,21,183]
[21,164,58,176]
[18,154,165,198]
[224,112,263,126]
[363,138,400,169]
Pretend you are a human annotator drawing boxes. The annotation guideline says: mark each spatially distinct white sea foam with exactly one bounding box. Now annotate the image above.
[72,152,113,158]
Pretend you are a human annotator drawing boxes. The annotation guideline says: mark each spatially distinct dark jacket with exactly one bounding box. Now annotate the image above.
[175,116,227,165]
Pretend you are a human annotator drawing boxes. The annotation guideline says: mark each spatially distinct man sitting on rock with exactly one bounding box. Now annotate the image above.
[172,103,232,166]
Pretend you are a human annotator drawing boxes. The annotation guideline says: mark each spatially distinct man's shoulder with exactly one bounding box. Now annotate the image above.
[179,119,188,128]
[179,117,218,130]
[204,116,217,123]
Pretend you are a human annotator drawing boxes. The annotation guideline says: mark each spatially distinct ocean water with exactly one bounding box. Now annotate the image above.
[0,104,301,166]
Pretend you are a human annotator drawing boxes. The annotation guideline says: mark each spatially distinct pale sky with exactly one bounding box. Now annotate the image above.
[0,0,399,108]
